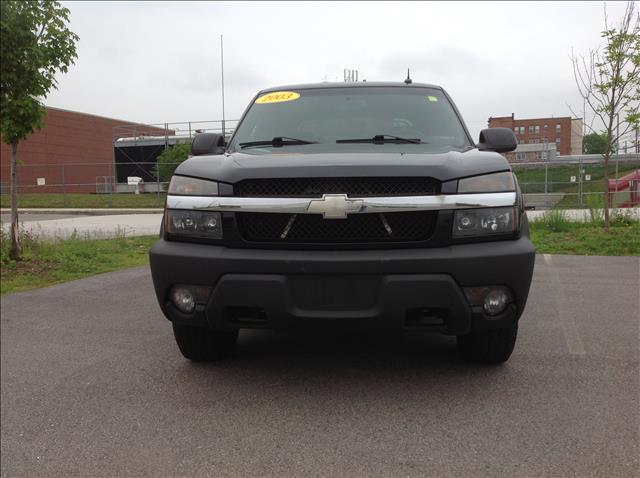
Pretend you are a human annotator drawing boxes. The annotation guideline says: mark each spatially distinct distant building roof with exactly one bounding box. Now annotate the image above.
[114,135,192,147]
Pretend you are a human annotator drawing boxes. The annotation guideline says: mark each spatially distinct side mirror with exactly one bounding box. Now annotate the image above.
[478,128,517,153]
[191,133,225,156]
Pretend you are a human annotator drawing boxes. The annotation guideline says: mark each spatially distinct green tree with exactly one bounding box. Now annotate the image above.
[582,132,609,154]
[155,143,192,183]
[0,1,79,259]
[570,1,639,230]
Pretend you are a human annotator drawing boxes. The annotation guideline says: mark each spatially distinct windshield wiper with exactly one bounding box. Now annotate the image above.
[239,136,318,149]
[336,134,427,145]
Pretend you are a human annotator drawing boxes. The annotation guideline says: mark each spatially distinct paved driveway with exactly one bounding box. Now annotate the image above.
[0,213,162,239]
[0,213,85,223]
[1,255,638,477]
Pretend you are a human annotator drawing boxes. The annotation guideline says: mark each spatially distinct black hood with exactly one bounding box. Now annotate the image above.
[174,149,511,185]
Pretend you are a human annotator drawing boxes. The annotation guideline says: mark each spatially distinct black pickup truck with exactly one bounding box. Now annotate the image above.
[150,82,535,364]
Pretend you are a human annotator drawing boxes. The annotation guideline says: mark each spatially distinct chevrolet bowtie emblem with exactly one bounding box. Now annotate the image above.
[307,194,364,219]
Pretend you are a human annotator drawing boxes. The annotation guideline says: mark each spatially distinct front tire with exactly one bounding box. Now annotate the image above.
[457,324,518,364]
[172,324,238,362]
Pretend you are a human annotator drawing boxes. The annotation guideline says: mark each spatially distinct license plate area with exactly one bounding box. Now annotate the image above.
[288,275,381,311]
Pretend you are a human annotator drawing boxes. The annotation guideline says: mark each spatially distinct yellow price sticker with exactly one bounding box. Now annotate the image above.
[255,91,301,104]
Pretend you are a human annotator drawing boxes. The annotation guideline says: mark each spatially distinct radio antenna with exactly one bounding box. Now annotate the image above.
[404,68,412,85]
[220,34,226,138]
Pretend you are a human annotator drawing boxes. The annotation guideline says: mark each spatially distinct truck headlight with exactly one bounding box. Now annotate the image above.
[168,176,219,195]
[453,207,516,238]
[457,171,515,193]
[165,210,223,239]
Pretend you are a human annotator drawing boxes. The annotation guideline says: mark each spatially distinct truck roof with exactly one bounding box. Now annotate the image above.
[259,82,443,94]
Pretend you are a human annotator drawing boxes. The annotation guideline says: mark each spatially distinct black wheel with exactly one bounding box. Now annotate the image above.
[172,324,238,362]
[456,324,518,364]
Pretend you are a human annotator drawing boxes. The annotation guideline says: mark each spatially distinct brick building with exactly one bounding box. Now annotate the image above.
[488,114,583,162]
[0,107,166,193]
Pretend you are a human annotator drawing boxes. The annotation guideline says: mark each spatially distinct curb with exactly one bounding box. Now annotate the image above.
[0,208,164,215]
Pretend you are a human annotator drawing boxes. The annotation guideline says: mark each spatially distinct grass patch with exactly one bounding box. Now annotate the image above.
[1,231,157,294]
[0,193,166,209]
[529,219,639,256]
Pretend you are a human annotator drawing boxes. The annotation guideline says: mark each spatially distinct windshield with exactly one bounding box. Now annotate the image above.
[229,86,472,153]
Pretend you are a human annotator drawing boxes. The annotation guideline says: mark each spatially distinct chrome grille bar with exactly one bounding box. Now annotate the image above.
[166,192,517,215]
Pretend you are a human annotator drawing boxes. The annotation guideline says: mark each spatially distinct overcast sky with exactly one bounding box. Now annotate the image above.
[46,1,630,139]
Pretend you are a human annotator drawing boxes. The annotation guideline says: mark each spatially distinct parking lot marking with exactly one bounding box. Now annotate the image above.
[544,254,586,355]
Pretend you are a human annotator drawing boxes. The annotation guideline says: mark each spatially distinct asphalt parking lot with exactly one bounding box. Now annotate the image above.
[1,254,638,477]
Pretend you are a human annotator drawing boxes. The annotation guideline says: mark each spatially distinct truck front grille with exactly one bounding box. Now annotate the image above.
[234,177,439,244]
[237,211,437,243]
[235,177,439,197]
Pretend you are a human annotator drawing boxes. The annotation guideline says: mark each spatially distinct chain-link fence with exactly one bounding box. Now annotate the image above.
[512,155,640,209]
[1,156,639,210]
[0,161,184,208]
[112,119,237,144]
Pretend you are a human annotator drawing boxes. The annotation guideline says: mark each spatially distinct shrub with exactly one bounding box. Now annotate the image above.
[585,193,604,226]
[154,142,192,183]
[540,208,571,232]
[610,209,637,227]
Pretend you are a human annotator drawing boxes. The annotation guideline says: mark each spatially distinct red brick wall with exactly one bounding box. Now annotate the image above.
[0,107,166,194]
[488,116,514,129]
[488,115,573,155]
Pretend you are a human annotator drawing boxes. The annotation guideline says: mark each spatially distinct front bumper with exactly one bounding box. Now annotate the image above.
[149,235,535,335]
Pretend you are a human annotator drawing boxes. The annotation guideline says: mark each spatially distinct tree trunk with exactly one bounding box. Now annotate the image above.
[603,154,610,231]
[10,142,21,260]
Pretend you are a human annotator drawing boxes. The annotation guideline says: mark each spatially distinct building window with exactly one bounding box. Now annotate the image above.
[514,127,518,133]
[544,124,548,131]
[520,126,525,134]
[516,152,526,161]
[556,124,561,133]
[555,137,561,144]
[537,151,549,161]
[535,125,540,134]
[528,125,534,134]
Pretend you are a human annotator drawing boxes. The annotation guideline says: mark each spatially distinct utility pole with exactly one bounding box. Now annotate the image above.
[544,138,549,207]
[220,34,226,139]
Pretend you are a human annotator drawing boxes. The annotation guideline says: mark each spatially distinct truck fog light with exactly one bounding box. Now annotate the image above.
[463,286,512,316]
[169,285,212,314]
[483,288,510,316]
[171,286,196,313]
